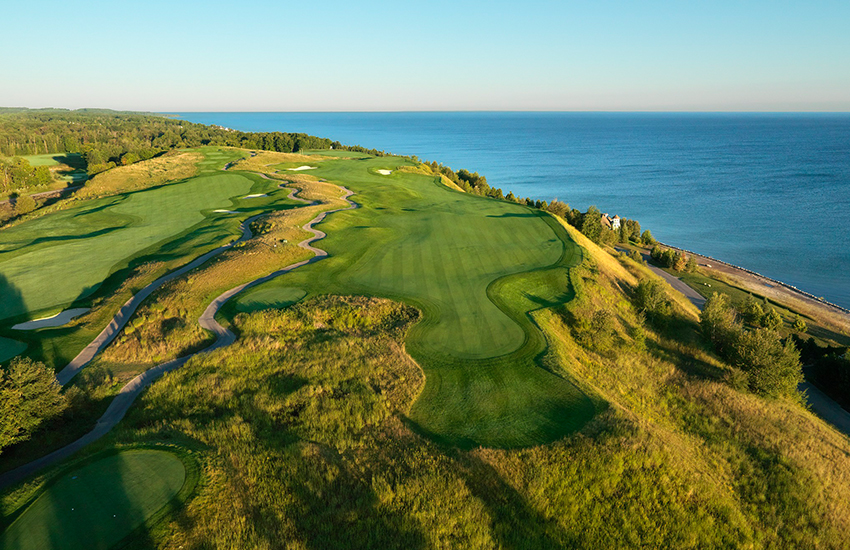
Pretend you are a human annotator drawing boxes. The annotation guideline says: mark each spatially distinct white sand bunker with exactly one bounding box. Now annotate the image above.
[288,166,317,171]
[243,194,268,198]
[376,169,392,175]
[12,308,90,330]
[214,209,240,214]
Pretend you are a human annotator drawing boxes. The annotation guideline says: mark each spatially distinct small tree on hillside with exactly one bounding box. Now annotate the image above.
[734,329,802,397]
[763,308,783,331]
[0,357,67,451]
[740,294,764,326]
[793,316,808,333]
[701,293,740,355]
[634,278,672,326]
[641,230,656,245]
[13,194,36,215]
[581,206,603,243]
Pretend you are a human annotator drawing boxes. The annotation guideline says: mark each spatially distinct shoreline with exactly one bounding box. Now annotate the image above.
[658,241,850,325]
[661,242,850,316]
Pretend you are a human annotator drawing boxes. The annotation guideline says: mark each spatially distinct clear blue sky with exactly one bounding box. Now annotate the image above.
[2,0,848,111]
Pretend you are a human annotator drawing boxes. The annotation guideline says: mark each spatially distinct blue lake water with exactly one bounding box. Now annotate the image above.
[177,112,850,309]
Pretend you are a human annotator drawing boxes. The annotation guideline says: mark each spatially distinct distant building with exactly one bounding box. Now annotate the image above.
[601,213,620,230]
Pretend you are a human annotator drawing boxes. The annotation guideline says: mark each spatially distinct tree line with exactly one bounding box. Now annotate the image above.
[0,108,350,177]
[0,156,51,193]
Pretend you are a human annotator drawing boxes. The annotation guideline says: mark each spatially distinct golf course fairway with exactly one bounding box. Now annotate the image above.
[239,154,597,447]
[0,450,186,550]
[0,171,258,322]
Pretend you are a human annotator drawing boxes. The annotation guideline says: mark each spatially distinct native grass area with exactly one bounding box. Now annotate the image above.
[2,147,850,549]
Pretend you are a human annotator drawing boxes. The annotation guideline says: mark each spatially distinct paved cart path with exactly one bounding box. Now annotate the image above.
[0,184,356,491]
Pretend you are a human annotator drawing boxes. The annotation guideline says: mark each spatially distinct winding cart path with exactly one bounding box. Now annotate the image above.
[0,184,356,490]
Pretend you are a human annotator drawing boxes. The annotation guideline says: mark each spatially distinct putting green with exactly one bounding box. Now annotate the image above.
[0,450,185,550]
[0,172,255,321]
[248,155,596,447]
[0,336,26,362]
[235,286,306,312]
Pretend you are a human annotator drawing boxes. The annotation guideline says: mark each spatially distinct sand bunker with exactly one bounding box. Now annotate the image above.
[377,169,392,175]
[243,194,268,198]
[288,166,317,171]
[213,209,240,214]
[12,308,90,330]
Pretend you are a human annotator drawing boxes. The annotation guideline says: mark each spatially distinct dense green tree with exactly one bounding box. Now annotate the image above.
[0,357,66,452]
[740,294,765,326]
[13,194,36,215]
[701,293,740,355]
[734,329,802,397]
[623,218,641,241]
[546,199,570,218]
[641,230,656,245]
[581,206,603,243]
[634,278,672,325]
[763,308,783,331]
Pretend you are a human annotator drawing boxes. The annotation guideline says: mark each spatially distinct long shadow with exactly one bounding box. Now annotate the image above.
[450,451,578,549]
[486,212,537,218]
[0,273,28,334]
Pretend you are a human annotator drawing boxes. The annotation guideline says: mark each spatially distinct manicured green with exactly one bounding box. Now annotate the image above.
[0,336,26,363]
[235,286,307,313]
[0,450,185,550]
[243,155,595,447]
[20,154,64,167]
[22,153,87,183]
[0,173,255,321]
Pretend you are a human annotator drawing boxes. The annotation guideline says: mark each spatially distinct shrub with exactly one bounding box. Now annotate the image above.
[13,194,36,215]
[700,293,740,355]
[739,295,764,326]
[793,316,808,333]
[634,278,672,326]
[763,308,783,331]
[734,329,802,397]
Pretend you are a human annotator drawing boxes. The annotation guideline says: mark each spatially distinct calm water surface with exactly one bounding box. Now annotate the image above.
[177,112,850,309]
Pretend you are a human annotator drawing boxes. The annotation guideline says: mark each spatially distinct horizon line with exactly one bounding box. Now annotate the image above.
[4,106,850,115]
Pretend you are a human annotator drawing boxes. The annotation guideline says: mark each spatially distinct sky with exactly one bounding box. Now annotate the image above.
[2,0,849,112]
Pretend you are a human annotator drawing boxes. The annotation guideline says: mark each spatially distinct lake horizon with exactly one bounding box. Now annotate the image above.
[176,111,850,310]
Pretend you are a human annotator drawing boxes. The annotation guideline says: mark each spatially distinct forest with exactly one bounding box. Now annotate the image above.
[0,108,337,179]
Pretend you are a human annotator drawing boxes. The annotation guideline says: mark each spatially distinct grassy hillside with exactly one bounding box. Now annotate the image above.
[230,154,595,448]
[3,149,850,549]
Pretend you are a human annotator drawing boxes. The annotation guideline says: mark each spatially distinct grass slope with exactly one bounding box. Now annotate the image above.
[0,172,255,321]
[0,450,185,550]
[238,155,595,447]
[0,336,26,363]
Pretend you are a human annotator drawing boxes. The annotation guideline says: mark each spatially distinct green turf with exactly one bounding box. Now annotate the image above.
[21,153,87,183]
[0,336,26,363]
[21,154,64,167]
[0,450,185,550]
[241,155,596,447]
[235,286,307,312]
[0,172,255,321]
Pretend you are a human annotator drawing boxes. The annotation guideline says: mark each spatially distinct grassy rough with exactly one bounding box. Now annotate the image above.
[38,290,845,549]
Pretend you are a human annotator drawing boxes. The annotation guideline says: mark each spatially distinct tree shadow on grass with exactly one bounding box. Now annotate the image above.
[449,451,579,550]
[0,272,28,331]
